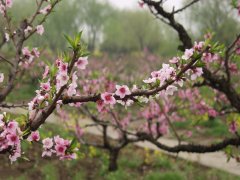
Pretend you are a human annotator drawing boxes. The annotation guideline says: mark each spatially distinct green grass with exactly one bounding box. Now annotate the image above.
[42,164,59,180]
[6,83,37,102]
[119,155,143,169]
[173,118,231,138]
[152,155,172,169]
[144,172,185,180]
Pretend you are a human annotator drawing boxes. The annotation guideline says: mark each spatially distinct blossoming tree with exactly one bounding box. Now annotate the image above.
[0,0,240,172]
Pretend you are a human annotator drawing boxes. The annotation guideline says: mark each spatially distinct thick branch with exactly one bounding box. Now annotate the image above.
[146,136,240,153]
[143,0,193,50]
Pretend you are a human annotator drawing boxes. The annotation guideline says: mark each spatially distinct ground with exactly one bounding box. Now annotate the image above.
[0,125,239,180]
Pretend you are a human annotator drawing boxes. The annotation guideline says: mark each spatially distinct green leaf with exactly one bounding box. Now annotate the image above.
[74,31,83,48]
[21,156,30,162]
[15,114,28,127]
[64,34,75,48]
[194,61,205,68]
[68,138,78,151]
[231,0,238,8]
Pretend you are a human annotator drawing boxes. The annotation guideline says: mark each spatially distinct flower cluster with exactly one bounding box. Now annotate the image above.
[178,88,219,118]
[24,25,45,36]
[39,4,51,15]
[100,84,134,108]
[42,136,77,160]
[202,52,219,63]
[142,41,205,96]
[98,41,206,110]
[0,0,13,15]
[140,98,182,137]
[27,131,40,142]
[20,47,40,65]
[28,56,88,117]
[0,113,22,163]
[229,121,238,134]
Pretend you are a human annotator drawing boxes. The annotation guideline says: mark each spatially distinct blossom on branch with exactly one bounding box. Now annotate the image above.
[101,92,116,105]
[75,57,88,70]
[115,85,131,99]
[36,25,45,35]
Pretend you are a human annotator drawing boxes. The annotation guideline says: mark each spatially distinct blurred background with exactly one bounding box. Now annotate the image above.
[2,0,239,55]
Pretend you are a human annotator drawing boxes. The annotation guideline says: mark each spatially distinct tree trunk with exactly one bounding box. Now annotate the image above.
[108,149,119,172]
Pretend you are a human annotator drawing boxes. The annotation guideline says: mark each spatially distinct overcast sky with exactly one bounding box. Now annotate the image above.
[107,0,182,9]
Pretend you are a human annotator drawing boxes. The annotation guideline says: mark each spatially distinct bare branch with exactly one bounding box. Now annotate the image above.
[173,0,200,14]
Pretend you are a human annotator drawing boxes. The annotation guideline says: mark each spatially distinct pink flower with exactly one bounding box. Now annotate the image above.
[143,77,156,84]
[31,48,40,58]
[6,133,19,146]
[42,138,53,149]
[67,84,77,96]
[115,85,131,99]
[75,57,88,70]
[159,123,169,135]
[165,85,178,96]
[229,63,238,74]
[138,1,144,8]
[42,149,55,157]
[117,99,134,107]
[96,99,105,112]
[169,57,179,64]
[27,131,40,142]
[36,25,44,35]
[132,85,138,92]
[59,153,77,160]
[182,48,194,60]
[236,47,240,55]
[55,144,67,156]
[39,4,51,15]
[0,4,5,15]
[54,135,70,146]
[191,67,203,80]
[208,109,218,118]
[229,121,238,134]
[0,120,4,129]
[67,72,78,96]
[22,47,33,60]
[5,0,13,8]
[186,131,192,138]
[194,41,204,51]
[9,151,21,163]
[175,79,184,87]
[204,32,212,40]
[40,81,51,91]
[75,124,84,139]
[56,73,69,90]
[7,121,18,133]
[202,53,218,63]
[238,1,240,16]
[43,66,49,79]
[0,73,4,83]
[58,61,68,74]
[101,92,116,105]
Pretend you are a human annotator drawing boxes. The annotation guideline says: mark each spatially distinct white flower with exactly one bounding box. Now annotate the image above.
[0,73,4,83]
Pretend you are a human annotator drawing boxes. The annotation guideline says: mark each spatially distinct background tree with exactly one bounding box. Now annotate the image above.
[76,0,113,51]
[101,10,179,56]
[186,0,240,45]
